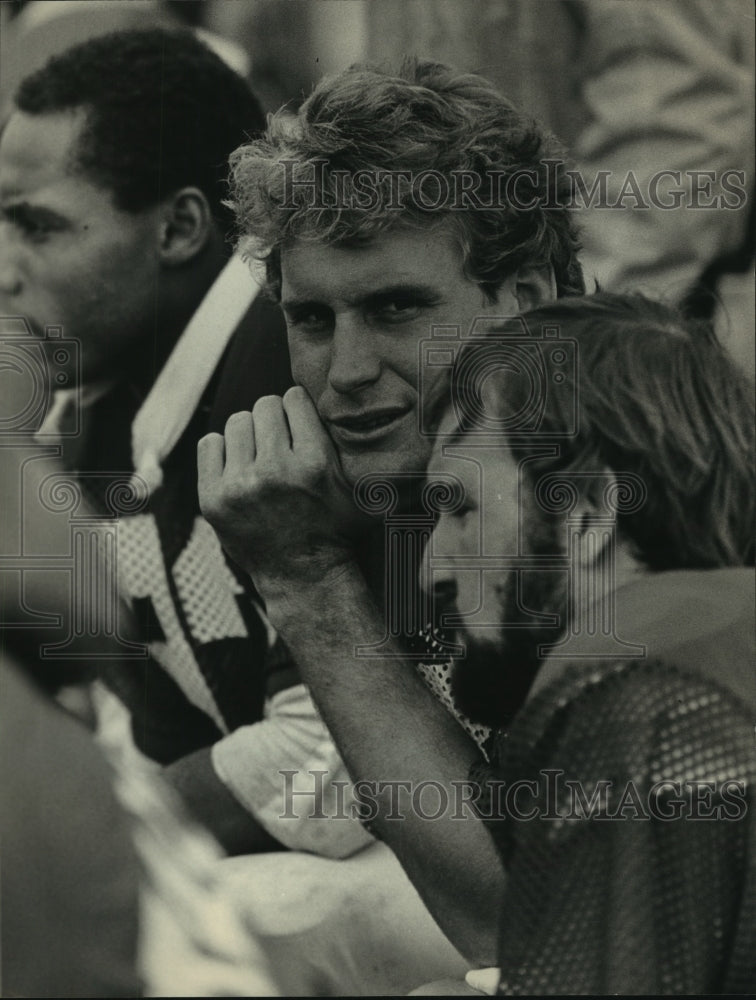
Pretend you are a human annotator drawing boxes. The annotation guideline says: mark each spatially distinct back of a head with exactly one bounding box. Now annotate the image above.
[14,27,265,239]
[230,58,584,300]
[476,293,755,570]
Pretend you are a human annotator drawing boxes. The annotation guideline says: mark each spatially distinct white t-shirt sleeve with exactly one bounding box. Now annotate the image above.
[211,683,373,859]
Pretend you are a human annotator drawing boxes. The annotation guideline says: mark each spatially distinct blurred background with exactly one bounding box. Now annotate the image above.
[3,0,751,370]
[0,4,753,994]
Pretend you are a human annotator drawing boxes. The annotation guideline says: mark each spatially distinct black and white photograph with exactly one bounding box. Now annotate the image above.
[1,1,754,996]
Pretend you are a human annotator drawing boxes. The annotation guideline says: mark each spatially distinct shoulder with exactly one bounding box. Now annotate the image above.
[530,568,756,712]
[482,570,756,809]
[494,656,755,797]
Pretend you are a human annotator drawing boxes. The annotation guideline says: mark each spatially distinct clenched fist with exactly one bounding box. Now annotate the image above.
[198,386,357,601]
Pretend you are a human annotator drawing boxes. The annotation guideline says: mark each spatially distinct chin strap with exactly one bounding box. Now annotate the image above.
[130,253,265,496]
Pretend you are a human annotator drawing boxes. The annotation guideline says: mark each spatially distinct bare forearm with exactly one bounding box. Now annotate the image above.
[196,392,504,960]
[162,747,283,856]
[265,565,503,964]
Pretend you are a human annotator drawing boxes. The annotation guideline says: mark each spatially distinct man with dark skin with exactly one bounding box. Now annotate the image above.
[0,29,334,859]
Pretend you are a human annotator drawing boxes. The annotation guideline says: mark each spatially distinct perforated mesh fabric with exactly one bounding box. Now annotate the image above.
[471,658,756,995]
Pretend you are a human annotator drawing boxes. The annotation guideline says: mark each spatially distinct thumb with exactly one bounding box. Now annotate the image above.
[464,968,500,995]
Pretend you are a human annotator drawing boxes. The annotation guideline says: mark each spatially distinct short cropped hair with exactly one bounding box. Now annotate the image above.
[15,28,265,238]
[455,294,754,570]
[229,59,584,300]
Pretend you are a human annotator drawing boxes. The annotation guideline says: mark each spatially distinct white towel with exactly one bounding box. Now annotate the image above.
[130,253,265,495]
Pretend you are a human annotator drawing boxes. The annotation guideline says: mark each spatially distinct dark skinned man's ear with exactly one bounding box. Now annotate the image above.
[158,187,213,266]
[514,264,558,312]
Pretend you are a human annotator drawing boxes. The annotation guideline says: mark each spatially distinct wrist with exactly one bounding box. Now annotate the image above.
[260,560,369,631]
[240,534,354,593]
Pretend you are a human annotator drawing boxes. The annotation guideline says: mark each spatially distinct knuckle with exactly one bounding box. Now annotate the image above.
[300,453,326,478]
[198,491,220,519]
[223,477,254,504]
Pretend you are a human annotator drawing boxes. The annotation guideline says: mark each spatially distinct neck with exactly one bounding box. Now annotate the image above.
[568,537,642,634]
[612,545,644,591]
[125,237,231,397]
